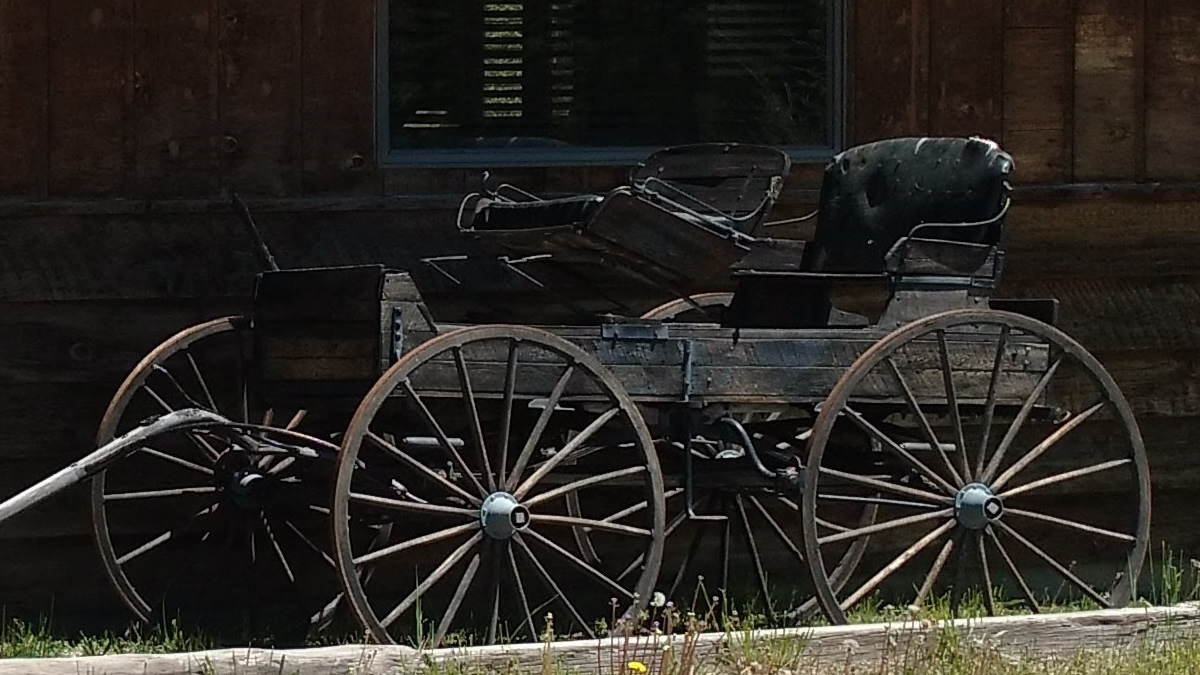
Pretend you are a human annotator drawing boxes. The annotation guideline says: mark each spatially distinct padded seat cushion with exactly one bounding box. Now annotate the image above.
[467,194,604,232]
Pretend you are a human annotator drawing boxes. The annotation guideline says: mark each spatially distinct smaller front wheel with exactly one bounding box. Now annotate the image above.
[802,309,1150,624]
[333,325,667,647]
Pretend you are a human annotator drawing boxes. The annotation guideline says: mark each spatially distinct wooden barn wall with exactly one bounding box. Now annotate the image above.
[0,0,1196,622]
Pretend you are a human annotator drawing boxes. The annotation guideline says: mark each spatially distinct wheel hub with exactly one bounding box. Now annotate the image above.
[480,492,531,540]
[954,483,1003,530]
[215,451,271,510]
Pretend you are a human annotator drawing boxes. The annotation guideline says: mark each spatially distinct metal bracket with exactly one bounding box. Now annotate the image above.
[600,320,669,341]
[390,305,406,364]
[681,339,695,403]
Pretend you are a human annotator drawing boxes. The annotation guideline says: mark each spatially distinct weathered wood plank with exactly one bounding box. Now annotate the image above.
[0,0,47,196]
[1004,27,1072,131]
[217,0,302,197]
[1005,0,1074,28]
[1073,0,1144,181]
[4,605,1200,675]
[1004,129,1069,183]
[930,0,1004,138]
[0,300,245,384]
[47,0,129,197]
[996,278,1200,353]
[849,0,929,143]
[1003,26,1072,182]
[300,0,376,195]
[1145,0,1200,181]
[131,0,219,197]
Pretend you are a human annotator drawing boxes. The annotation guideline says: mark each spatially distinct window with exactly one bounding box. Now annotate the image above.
[379,0,843,167]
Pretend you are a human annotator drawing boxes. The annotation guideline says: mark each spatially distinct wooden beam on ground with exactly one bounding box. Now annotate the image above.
[2,604,1200,675]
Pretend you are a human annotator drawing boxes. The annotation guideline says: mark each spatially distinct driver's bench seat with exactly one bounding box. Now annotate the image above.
[725,136,1015,328]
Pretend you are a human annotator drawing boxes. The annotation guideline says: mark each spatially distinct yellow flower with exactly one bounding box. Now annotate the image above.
[627,661,648,674]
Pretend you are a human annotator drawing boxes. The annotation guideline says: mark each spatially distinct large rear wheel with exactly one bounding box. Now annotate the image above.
[802,309,1150,624]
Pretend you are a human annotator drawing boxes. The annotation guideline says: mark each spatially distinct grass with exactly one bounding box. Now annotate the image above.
[2,541,1200,673]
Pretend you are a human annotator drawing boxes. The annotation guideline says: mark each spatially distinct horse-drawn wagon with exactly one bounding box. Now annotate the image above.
[0,137,1150,648]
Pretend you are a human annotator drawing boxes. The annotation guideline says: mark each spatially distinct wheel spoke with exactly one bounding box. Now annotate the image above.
[497,340,519,489]
[522,465,647,508]
[286,410,307,431]
[949,529,969,616]
[354,522,480,566]
[504,543,537,639]
[513,534,595,639]
[885,356,963,487]
[139,446,214,475]
[734,495,774,618]
[843,405,958,495]
[379,531,483,628]
[116,502,220,565]
[817,492,944,510]
[529,513,651,538]
[283,518,336,569]
[515,408,620,499]
[975,325,1010,479]
[348,492,477,519]
[104,486,218,501]
[565,492,602,565]
[998,458,1131,500]
[936,330,972,483]
[267,456,297,476]
[667,494,712,598]
[453,346,495,492]
[521,528,632,599]
[261,515,296,584]
[505,364,576,492]
[150,364,207,411]
[366,432,481,506]
[840,519,956,610]
[815,466,954,506]
[431,552,481,648]
[749,496,804,563]
[976,530,996,616]
[401,379,489,498]
[617,504,690,583]
[818,508,954,546]
[990,401,1105,492]
[185,350,219,412]
[914,532,958,608]
[980,358,1063,484]
[602,487,683,525]
[141,383,221,462]
[1004,508,1136,543]
[485,546,503,645]
[993,520,1110,608]
[986,526,1040,613]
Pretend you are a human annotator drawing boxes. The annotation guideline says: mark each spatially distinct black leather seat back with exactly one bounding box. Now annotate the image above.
[802,137,1014,273]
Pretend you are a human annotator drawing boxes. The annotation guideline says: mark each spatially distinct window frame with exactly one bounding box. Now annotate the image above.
[374,0,847,169]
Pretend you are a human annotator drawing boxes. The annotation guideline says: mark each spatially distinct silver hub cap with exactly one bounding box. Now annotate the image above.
[480,491,531,540]
[954,483,1003,530]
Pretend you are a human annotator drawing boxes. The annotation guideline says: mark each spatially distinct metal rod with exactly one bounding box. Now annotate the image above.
[0,408,231,528]
[230,191,281,272]
[715,416,776,480]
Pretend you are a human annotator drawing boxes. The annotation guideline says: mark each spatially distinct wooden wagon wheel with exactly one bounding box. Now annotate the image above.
[640,292,734,323]
[639,294,872,625]
[802,309,1151,624]
[332,324,666,647]
[90,316,376,641]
